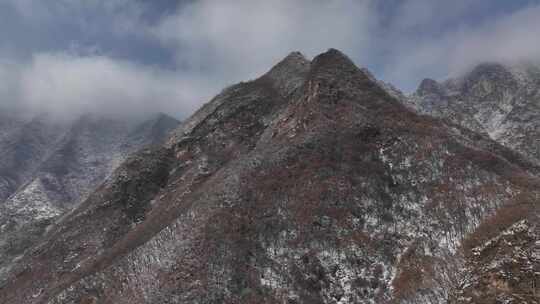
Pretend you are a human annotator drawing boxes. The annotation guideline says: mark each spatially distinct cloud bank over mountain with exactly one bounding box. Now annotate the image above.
[0,0,539,119]
[0,53,207,120]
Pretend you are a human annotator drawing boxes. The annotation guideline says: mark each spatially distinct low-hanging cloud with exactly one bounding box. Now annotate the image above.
[154,0,374,83]
[450,5,540,72]
[155,0,540,92]
[1,0,540,120]
[379,1,540,86]
[0,53,211,120]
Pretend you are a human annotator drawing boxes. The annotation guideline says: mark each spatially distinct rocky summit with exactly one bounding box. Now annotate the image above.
[0,49,539,304]
[408,62,540,166]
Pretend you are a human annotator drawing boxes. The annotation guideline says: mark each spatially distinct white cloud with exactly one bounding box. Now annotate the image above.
[449,5,540,73]
[5,0,148,36]
[1,53,211,119]
[388,0,483,32]
[0,58,22,109]
[154,0,540,93]
[154,0,374,83]
[382,3,540,87]
[1,1,540,119]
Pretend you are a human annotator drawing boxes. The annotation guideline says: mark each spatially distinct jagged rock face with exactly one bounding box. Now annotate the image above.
[1,50,539,304]
[0,113,179,283]
[408,62,540,165]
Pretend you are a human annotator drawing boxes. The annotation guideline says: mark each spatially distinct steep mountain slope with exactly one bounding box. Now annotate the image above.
[0,114,67,203]
[0,113,179,282]
[453,217,539,304]
[0,111,25,144]
[408,62,540,165]
[1,50,539,304]
[406,64,540,302]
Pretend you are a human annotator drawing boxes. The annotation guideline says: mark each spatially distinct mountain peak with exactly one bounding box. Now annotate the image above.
[266,51,309,73]
[416,78,444,96]
[465,62,516,84]
[283,51,308,64]
[307,48,403,108]
[311,48,356,70]
[320,48,350,59]
[310,48,380,86]
[470,62,508,75]
[262,51,311,97]
[458,61,520,97]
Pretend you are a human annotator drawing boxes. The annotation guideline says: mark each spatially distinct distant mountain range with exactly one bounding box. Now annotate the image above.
[408,62,540,165]
[0,50,538,304]
[0,112,179,281]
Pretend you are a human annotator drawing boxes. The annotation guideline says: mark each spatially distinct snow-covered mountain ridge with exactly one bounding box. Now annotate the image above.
[0,49,537,303]
[407,62,540,165]
[0,112,179,281]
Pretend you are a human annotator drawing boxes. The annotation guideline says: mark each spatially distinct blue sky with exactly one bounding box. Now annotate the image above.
[1,0,539,119]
